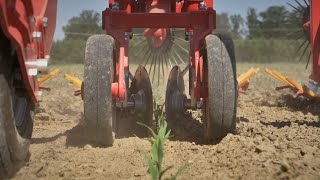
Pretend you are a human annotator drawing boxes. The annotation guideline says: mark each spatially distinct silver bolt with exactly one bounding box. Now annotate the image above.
[32,31,42,39]
[28,68,38,76]
[196,100,203,109]
[199,2,206,10]
[112,2,119,10]
[42,17,48,27]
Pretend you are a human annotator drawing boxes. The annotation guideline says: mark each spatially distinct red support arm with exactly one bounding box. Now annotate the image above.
[310,0,320,82]
[0,0,57,103]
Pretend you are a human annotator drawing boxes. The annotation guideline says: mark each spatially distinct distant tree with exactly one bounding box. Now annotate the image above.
[51,10,104,64]
[259,6,290,38]
[230,14,244,39]
[286,6,306,40]
[216,13,231,33]
[246,8,262,39]
[62,10,104,40]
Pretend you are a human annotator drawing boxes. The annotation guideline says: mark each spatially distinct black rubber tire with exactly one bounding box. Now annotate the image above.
[83,35,115,146]
[204,34,237,140]
[0,31,33,178]
[0,76,30,178]
[214,32,237,77]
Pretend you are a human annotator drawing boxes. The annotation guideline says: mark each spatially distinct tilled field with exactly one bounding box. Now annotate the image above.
[13,65,320,180]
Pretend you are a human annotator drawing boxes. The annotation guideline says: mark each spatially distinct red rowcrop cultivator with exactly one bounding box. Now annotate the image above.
[81,0,238,146]
[0,0,57,177]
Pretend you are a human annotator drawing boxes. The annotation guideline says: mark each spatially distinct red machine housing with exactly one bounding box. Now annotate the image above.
[310,0,320,82]
[103,0,215,106]
[0,0,57,103]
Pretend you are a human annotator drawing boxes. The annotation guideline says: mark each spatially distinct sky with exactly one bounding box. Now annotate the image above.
[55,0,293,40]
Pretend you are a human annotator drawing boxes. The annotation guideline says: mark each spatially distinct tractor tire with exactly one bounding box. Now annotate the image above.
[0,31,33,178]
[83,35,115,146]
[0,76,31,178]
[204,34,237,140]
[214,32,237,77]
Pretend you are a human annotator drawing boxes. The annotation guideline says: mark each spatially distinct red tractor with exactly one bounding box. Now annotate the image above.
[0,0,57,177]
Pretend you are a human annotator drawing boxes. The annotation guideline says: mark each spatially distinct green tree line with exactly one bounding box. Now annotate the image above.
[51,6,308,64]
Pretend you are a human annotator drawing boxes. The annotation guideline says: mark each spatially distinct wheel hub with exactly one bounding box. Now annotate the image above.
[131,89,147,116]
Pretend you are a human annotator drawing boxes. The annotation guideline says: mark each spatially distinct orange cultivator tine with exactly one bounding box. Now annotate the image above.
[64,74,83,97]
[38,69,61,85]
[265,68,287,85]
[265,68,295,88]
[286,77,303,92]
[265,68,319,98]
[64,74,82,88]
[37,69,61,91]
[237,67,260,90]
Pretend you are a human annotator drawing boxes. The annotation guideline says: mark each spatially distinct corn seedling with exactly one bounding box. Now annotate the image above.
[138,103,188,180]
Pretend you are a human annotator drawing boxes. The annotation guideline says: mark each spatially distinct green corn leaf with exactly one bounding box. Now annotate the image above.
[147,138,155,145]
[158,146,164,167]
[159,165,174,179]
[170,163,190,180]
[165,130,171,139]
[151,143,159,163]
[137,122,157,138]
[145,154,158,180]
[158,125,167,139]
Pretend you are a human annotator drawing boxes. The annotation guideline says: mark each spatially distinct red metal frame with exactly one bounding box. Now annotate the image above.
[310,0,320,82]
[103,0,215,106]
[0,0,57,103]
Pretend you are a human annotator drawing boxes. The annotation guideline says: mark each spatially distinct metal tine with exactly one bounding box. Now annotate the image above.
[144,52,152,68]
[174,45,190,60]
[182,64,189,76]
[303,0,309,6]
[287,3,303,13]
[173,36,188,43]
[170,51,179,65]
[173,41,189,54]
[286,29,303,37]
[139,48,151,65]
[144,50,153,67]
[164,53,170,82]
[294,0,305,9]
[161,54,165,84]
[166,52,173,69]
[132,39,147,49]
[158,54,161,87]
[306,52,312,69]
[148,54,156,76]
[298,42,310,62]
[173,48,186,64]
[295,33,306,40]
[134,43,149,57]
[297,39,308,53]
[152,55,158,83]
